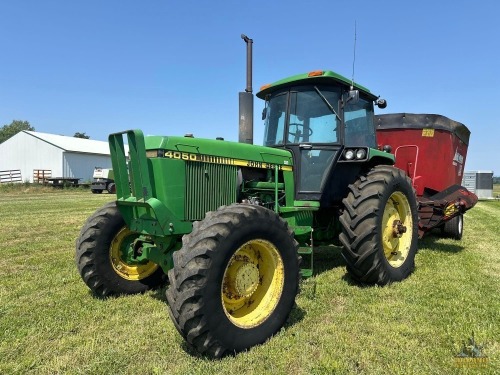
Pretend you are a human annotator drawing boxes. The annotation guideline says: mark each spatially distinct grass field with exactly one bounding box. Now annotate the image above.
[493,183,500,197]
[0,188,498,374]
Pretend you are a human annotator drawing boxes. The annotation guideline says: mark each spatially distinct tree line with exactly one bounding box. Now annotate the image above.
[0,120,89,143]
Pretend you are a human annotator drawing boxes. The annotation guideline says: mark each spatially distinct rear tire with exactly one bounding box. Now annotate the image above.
[91,189,102,194]
[442,214,463,240]
[75,202,164,297]
[166,204,300,358]
[339,165,418,285]
[107,182,116,194]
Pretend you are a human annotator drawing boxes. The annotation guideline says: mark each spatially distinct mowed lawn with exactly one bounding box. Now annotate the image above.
[0,188,498,374]
[493,183,500,197]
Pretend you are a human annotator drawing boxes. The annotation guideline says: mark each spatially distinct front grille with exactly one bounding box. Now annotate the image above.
[185,162,237,221]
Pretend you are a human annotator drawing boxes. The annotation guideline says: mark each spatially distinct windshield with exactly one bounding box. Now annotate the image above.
[263,86,341,146]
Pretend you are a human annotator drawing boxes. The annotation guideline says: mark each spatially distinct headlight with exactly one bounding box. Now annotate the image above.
[356,149,367,159]
[344,149,355,160]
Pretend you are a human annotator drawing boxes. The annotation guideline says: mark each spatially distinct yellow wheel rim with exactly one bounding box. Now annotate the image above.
[381,192,413,268]
[109,227,159,281]
[221,239,285,329]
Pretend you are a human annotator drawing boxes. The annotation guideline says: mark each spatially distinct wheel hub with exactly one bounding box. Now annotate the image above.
[225,258,260,298]
[382,192,413,268]
[392,220,407,238]
[109,227,159,280]
[221,239,285,329]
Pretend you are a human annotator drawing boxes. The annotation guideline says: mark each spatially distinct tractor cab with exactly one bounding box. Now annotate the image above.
[257,70,386,202]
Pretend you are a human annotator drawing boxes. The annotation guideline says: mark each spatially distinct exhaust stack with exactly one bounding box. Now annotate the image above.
[239,34,253,144]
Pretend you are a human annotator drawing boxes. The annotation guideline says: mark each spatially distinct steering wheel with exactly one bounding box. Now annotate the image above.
[288,123,313,137]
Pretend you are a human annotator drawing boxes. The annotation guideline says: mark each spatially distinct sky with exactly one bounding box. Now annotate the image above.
[1,0,499,174]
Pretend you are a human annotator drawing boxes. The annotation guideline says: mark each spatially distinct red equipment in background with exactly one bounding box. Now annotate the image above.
[376,113,478,238]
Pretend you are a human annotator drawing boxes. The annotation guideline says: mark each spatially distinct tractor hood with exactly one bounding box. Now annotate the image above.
[144,135,294,170]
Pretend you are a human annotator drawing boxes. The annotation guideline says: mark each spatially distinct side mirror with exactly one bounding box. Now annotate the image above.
[347,89,359,104]
[262,107,267,120]
[376,98,387,109]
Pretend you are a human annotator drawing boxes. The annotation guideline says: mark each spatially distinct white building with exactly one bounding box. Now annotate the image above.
[462,170,494,199]
[0,131,114,183]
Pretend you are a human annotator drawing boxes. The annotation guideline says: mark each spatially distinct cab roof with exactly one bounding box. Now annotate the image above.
[256,70,378,101]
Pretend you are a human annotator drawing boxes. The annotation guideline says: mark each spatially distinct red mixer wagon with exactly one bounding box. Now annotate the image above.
[376,113,478,239]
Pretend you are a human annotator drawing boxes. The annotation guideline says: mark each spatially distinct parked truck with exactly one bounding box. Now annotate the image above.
[75,37,476,358]
[90,167,115,194]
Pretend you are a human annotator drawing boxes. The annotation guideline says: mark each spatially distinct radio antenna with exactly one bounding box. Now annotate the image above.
[351,20,357,88]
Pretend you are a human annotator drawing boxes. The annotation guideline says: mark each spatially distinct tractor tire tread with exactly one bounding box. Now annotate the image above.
[75,202,164,297]
[340,165,418,285]
[166,203,299,358]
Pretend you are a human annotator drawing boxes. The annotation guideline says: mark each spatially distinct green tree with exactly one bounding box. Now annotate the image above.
[0,120,34,144]
[74,132,90,139]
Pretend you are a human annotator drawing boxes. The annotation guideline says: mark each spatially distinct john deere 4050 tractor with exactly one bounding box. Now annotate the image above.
[76,67,418,357]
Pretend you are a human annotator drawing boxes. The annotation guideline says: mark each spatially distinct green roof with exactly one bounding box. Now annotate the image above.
[256,70,377,100]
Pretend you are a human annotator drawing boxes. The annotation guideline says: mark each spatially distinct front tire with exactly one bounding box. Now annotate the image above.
[339,165,418,285]
[75,202,164,297]
[166,204,300,358]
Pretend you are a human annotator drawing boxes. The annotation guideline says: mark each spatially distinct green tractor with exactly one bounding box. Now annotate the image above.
[76,48,418,356]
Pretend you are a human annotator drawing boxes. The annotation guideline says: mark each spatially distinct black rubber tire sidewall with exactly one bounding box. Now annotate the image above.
[375,170,418,282]
[76,202,164,296]
[340,166,418,285]
[443,214,463,240]
[107,183,116,194]
[166,204,300,357]
[200,214,298,352]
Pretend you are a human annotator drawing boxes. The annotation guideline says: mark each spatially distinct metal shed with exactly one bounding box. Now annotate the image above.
[0,131,113,183]
[462,171,494,199]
